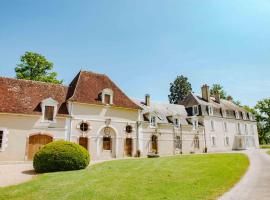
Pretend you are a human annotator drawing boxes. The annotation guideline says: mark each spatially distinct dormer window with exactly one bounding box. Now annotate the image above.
[222,109,227,118]
[193,106,199,116]
[242,112,247,120]
[150,115,157,127]
[102,88,113,105]
[44,106,54,121]
[41,98,58,122]
[208,106,213,116]
[235,111,240,119]
[249,114,253,121]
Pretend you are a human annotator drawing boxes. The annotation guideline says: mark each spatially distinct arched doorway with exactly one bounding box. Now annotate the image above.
[98,127,117,159]
[125,138,133,157]
[28,134,53,160]
[79,137,88,150]
[151,135,158,154]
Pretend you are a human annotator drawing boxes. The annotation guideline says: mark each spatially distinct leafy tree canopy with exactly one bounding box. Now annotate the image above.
[15,52,63,84]
[168,75,192,104]
[255,99,270,144]
[210,84,227,99]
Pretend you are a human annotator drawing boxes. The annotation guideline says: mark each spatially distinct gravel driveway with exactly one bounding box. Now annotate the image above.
[0,162,35,187]
[219,149,270,200]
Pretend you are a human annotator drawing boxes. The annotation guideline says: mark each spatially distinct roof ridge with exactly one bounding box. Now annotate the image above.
[80,70,107,77]
[0,76,67,87]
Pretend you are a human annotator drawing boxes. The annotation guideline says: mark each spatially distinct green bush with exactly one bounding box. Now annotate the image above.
[33,141,90,173]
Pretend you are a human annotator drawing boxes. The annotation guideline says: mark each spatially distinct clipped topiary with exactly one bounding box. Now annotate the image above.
[33,140,90,173]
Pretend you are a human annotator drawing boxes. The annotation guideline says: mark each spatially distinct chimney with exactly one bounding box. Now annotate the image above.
[145,94,150,106]
[201,84,210,102]
[227,95,233,102]
[214,92,220,104]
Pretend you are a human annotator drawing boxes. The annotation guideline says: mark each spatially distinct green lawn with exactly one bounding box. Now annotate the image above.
[0,154,249,200]
[260,145,270,149]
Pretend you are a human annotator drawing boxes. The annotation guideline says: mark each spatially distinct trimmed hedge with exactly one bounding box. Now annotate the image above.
[33,141,90,173]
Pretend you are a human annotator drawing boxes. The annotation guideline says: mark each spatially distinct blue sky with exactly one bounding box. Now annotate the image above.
[0,0,270,106]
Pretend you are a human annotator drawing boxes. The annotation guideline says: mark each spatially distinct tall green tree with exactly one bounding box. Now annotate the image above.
[15,52,63,84]
[168,75,192,104]
[255,99,270,144]
[210,84,227,99]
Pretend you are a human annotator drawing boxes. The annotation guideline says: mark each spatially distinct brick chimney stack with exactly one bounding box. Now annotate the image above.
[201,84,210,102]
[145,94,150,106]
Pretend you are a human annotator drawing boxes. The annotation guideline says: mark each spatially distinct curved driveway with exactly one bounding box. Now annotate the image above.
[219,149,270,200]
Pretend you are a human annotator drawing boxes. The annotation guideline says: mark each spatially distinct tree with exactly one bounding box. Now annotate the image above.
[15,52,63,84]
[255,99,270,144]
[210,84,227,99]
[168,75,192,104]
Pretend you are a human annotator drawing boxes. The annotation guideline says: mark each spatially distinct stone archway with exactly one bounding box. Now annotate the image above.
[27,133,53,160]
[98,127,117,159]
[151,135,158,154]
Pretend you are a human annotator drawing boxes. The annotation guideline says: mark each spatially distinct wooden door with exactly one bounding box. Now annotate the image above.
[79,137,88,150]
[28,134,53,160]
[151,135,158,154]
[125,138,132,156]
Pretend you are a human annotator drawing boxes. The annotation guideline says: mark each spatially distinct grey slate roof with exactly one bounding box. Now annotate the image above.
[132,99,188,125]
[180,93,255,121]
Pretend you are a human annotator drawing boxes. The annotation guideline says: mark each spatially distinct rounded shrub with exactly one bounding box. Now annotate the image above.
[33,141,90,173]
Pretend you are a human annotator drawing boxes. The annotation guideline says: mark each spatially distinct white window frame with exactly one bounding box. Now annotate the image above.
[235,111,240,119]
[0,128,8,152]
[211,136,216,146]
[222,109,227,118]
[242,112,247,120]
[245,124,248,135]
[193,105,199,116]
[102,88,114,105]
[150,115,157,128]
[224,121,228,132]
[237,123,241,134]
[41,98,58,123]
[210,120,215,131]
[225,136,230,146]
[208,106,214,116]
[249,113,253,121]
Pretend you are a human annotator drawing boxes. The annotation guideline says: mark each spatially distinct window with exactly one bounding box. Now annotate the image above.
[235,111,240,119]
[237,123,241,134]
[245,124,248,134]
[225,136,230,146]
[224,122,228,132]
[150,116,156,127]
[0,131,3,149]
[174,118,180,127]
[44,106,54,121]
[208,106,214,116]
[193,106,199,115]
[211,136,216,146]
[104,94,111,105]
[194,136,200,149]
[126,125,133,133]
[80,122,89,132]
[192,119,198,130]
[211,120,215,131]
[249,114,253,121]
[102,88,113,105]
[175,136,182,149]
[103,136,111,150]
[243,112,247,120]
[222,109,227,118]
